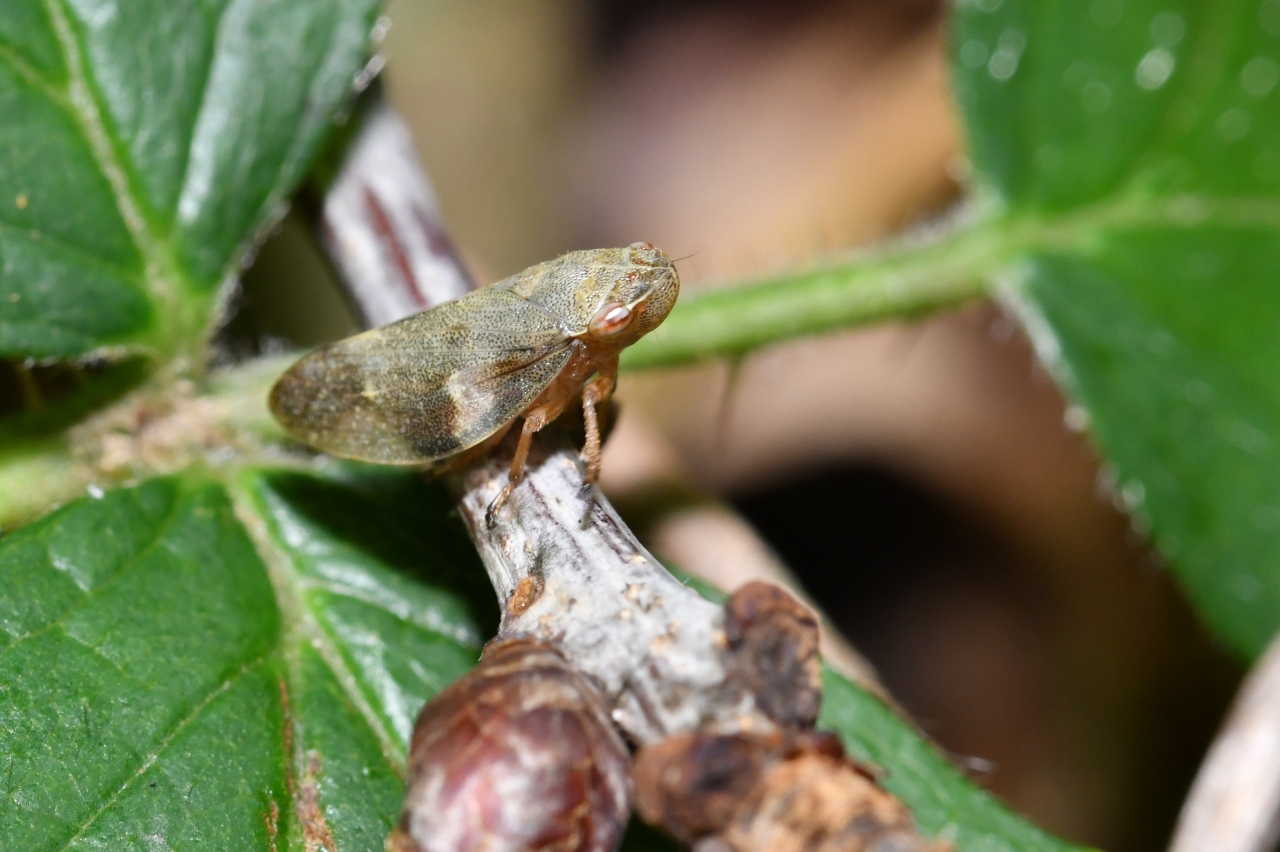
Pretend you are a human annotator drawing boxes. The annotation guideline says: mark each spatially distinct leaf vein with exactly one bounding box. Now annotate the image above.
[0,221,146,282]
[55,655,269,850]
[0,42,71,109]
[229,484,409,776]
[0,488,186,654]
[39,0,189,356]
[41,0,152,255]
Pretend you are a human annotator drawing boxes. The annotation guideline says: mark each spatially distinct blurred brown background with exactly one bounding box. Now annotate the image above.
[233,1,1244,849]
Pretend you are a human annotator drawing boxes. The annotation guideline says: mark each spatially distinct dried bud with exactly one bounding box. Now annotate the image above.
[718,748,948,852]
[632,732,773,843]
[389,637,631,852]
[724,581,822,727]
[635,730,946,852]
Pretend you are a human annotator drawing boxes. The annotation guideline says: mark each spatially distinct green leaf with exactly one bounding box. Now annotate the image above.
[0,478,285,847]
[0,0,380,360]
[953,0,1280,205]
[0,471,496,850]
[952,0,1280,656]
[1011,226,1280,654]
[0,467,1074,851]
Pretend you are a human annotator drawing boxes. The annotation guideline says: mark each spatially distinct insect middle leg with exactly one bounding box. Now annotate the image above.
[485,408,549,528]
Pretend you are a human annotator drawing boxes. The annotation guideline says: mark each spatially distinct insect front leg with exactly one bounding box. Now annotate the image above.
[486,408,550,528]
[579,360,618,491]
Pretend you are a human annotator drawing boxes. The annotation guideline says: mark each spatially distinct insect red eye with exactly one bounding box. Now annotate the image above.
[590,303,633,336]
[629,241,654,251]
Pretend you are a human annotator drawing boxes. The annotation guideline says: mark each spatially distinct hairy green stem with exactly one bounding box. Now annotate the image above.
[0,356,296,531]
[0,437,85,531]
[620,192,1280,369]
[622,215,1006,369]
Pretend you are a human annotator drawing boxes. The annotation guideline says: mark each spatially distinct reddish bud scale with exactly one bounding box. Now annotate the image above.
[390,637,631,852]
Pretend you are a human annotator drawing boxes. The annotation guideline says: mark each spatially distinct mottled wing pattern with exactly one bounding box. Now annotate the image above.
[270,288,573,463]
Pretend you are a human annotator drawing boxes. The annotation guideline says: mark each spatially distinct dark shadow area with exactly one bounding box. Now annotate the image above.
[213,210,358,362]
[591,0,942,53]
[0,357,148,441]
[260,468,500,636]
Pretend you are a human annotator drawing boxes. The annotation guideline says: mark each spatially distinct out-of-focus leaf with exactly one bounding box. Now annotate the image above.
[0,0,380,360]
[952,0,1280,656]
[0,471,496,850]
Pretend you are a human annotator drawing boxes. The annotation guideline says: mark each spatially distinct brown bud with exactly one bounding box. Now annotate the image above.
[719,751,948,852]
[390,637,631,852]
[724,581,822,728]
[635,730,946,852]
[632,732,774,843]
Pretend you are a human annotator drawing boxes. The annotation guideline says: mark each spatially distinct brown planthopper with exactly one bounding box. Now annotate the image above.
[269,242,679,524]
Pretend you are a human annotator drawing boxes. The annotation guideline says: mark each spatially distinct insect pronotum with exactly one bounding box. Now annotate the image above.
[269,242,680,524]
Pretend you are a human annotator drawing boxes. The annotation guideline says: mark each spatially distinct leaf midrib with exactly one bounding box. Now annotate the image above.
[228,480,409,779]
[41,0,152,258]
[33,0,210,362]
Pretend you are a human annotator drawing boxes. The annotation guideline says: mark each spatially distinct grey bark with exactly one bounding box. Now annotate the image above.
[313,90,764,745]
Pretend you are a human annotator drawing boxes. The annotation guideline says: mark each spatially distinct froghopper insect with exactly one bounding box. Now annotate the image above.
[269,242,680,523]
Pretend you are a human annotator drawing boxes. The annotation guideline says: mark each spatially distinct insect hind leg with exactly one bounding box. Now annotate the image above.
[485,410,548,528]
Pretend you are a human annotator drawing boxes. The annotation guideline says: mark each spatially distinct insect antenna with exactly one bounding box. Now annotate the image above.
[670,245,709,264]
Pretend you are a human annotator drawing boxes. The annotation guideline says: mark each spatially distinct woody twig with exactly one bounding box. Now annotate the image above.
[308,85,943,852]
[1168,629,1280,852]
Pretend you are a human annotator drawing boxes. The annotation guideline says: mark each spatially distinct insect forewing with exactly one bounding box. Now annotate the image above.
[270,288,572,464]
